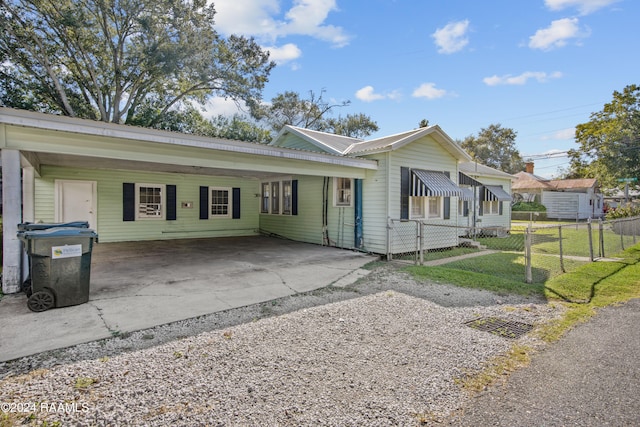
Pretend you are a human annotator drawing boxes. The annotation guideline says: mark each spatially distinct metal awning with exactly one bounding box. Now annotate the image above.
[483,185,512,201]
[411,169,464,197]
[460,187,475,201]
[459,172,483,187]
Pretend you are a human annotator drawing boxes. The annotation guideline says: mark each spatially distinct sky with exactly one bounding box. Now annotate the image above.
[205,0,639,178]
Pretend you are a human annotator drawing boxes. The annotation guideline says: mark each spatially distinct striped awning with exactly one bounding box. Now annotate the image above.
[459,172,483,187]
[483,185,512,201]
[459,187,475,201]
[411,169,464,197]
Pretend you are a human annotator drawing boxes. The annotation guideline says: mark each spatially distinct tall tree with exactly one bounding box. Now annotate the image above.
[460,124,525,174]
[254,89,378,138]
[568,84,640,189]
[326,113,379,139]
[0,0,274,125]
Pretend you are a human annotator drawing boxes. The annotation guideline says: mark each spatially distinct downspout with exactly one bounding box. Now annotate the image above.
[385,151,391,256]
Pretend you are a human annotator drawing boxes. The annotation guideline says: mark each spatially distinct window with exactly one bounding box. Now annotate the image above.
[261,182,270,213]
[260,179,296,215]
[136,184,164,219]
[282,180,292,215]
[427,197,442,219]
[410,196,425,219]
[334,177,352,207]
[271,182,280,214]
[483,200,500,215]
[410,196,442,219]
[210,187,230,217]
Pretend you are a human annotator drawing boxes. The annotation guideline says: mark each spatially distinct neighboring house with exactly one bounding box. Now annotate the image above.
[2,108,499,291]
[512,162,604,220]
[458,162,515,233]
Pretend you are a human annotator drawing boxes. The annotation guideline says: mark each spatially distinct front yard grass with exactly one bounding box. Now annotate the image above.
[405,243,640,392]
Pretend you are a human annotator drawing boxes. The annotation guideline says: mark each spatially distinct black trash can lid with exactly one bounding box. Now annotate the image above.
[18,221,90,231]
[18,227,98,239]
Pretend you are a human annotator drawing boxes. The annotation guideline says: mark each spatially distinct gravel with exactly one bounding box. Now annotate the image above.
[0,264,563,426]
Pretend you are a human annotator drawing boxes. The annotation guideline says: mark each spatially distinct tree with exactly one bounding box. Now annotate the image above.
[253,89,378,138]
[418,119,430,128]
[460,124,525,174]
[326,113,379,139]
[0,0,274,126]
[568,84,640,189]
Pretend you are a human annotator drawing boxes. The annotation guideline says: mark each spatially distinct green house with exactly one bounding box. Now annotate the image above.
[1,108,512,293]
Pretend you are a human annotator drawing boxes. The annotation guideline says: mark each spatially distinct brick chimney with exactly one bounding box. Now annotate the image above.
[525,161,534,174]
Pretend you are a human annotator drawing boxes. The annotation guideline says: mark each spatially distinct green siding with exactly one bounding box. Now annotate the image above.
[360,135,462,254]
[35,166,260,242]
[258,175,356,248]
[275,133,325,153]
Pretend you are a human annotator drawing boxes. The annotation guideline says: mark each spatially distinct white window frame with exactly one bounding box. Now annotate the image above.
[334,177,353,207]
[483,200,500,216]
[260,182,270,214]
[410,196,442,220]
[410,196,425,219]
[426,197,442,219]
[282,180,292,215]
[260,178,293,215]
[209,187,232,218]
[136,183,165,220]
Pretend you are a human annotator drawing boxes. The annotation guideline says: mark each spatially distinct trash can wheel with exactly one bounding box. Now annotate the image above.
[28,290,55,312]
[21,279,33,297]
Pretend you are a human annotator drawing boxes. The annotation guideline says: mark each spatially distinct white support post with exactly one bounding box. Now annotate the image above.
[2,149,23,294]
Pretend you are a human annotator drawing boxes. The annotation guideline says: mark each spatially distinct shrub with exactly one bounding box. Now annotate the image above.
[605,204,640,220]
[512,201,547,212]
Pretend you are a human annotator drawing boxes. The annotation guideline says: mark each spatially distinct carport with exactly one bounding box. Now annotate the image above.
[0,236,376,361]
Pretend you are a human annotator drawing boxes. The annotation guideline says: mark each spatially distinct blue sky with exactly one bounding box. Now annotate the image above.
[207,0,638,177]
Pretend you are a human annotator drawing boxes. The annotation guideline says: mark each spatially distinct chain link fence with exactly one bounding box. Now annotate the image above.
[388,216,640,284]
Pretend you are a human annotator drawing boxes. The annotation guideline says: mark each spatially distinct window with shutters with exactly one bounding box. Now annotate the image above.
[136,184,165,219]
[210,187,231,217]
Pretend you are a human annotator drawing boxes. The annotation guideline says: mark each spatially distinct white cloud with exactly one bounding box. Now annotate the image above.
[541,128,576,140]
[200,96,246,119]
[432,20,470,54]
[529,18,589,50]
[212,0,350,47]
[483,71,563,86]
[412,83,447,99]
[264,43,302,65]
[355,86,401,102]
[544,0,620,15]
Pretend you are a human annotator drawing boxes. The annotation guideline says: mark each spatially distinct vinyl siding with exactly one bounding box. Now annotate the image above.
[274,133,326,153]
[35,166,260,242]
[258,175,356,248]
[360,135,461,254]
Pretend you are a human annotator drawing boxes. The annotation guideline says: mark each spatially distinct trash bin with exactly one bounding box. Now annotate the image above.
[18,222,90,296]
[18,227,98,312]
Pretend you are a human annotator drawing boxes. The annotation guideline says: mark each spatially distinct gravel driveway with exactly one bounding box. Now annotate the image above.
[0,264,562,426]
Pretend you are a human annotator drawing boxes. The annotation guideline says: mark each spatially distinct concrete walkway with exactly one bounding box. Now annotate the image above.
[0,236,377,362]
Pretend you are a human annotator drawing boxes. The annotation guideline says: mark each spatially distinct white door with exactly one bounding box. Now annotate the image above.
[55,180,97,229]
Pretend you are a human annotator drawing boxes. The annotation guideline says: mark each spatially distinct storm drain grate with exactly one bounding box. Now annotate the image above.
[465,317,534,339]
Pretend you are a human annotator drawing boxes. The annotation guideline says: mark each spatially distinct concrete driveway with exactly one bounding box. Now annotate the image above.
[0,236,376,362]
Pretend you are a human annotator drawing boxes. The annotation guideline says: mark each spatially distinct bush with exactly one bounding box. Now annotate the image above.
[605,204,640,220]
[512,201,547,212]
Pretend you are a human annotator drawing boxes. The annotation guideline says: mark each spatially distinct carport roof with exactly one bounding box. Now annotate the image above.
[0,108,378,177]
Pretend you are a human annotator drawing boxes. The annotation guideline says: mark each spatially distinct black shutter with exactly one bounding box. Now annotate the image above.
[499,201,504,215]
[232,187,241,219]
[479,186,484,216]
[463,200,469,217]
[123,183,135,221]
[443,171,451,220]
[166,185,177,221]
[400,167,410,220]
[292,180,298,216]
[199,186,208,219]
